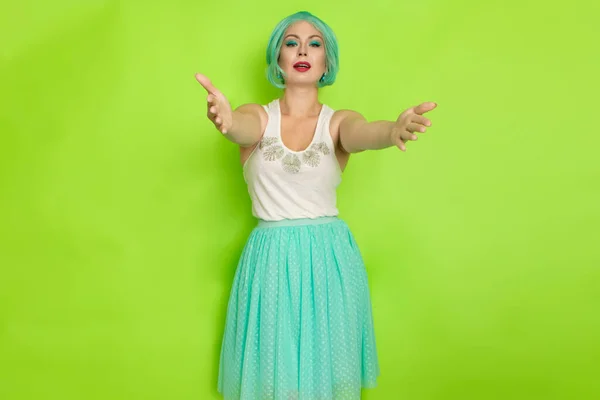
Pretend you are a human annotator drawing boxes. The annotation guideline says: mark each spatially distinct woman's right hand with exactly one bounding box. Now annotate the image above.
[195,73,233,134]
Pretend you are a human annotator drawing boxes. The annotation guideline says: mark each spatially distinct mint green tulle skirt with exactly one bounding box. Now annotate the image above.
[217,217,379,400]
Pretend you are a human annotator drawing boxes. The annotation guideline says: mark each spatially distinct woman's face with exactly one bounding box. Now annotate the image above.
[278,20,326,87]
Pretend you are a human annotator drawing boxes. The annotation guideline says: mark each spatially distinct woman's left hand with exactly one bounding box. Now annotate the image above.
[390,102,437,151]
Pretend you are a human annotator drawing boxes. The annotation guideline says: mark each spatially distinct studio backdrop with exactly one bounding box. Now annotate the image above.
[1,1,598,399]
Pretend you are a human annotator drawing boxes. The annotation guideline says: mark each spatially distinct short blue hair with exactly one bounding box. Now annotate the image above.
[265,11,339,89]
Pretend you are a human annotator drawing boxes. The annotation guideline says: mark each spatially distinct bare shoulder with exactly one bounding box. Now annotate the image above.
[330,109,366,138]
[235,103,269,138]
[235,103,268,121]
[328,109,364,157]
[331,109,366,129]
[235,102,265,113]
[331,109,363,123]
[237,103,269,157]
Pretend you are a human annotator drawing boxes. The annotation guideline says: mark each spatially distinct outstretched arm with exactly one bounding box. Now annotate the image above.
[195,73,266,147]
[338,102,437,153]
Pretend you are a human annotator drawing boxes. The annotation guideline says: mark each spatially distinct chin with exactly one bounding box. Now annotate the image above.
[287,81,319,88]
[286,75,319,85]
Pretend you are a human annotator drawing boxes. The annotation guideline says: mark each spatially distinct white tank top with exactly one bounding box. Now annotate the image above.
[242,99,342,221]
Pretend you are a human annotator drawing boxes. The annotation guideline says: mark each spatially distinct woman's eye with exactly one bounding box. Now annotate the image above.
[285,41,298,47]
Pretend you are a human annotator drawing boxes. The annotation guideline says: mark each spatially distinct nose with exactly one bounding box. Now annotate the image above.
[298,44,308,57]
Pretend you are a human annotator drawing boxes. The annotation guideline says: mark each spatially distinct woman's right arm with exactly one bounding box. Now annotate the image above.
[227,103,268,148]
[195,73,266,148]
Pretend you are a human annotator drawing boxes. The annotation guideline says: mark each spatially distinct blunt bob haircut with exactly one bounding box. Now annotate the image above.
[265,11,339,89]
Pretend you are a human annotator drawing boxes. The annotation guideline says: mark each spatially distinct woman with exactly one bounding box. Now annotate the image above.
[196,11,436,400]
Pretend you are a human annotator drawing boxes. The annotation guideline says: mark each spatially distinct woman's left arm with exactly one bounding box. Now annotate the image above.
[337,102,437,153]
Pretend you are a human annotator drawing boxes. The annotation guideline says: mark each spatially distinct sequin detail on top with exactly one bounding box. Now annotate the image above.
[260,137,332,174]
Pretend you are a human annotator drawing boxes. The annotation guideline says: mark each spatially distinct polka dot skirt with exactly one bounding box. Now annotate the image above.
[217,218,379,399]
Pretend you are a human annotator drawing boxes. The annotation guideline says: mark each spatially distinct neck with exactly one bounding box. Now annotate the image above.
[280,85,321,117]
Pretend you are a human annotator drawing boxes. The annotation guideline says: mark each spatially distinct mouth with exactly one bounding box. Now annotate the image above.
[293,61,311,72]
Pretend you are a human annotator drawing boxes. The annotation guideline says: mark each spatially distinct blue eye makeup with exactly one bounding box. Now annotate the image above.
[284,38,322,48]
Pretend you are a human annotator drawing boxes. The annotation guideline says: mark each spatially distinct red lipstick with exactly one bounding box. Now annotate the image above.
[293,61,311,72]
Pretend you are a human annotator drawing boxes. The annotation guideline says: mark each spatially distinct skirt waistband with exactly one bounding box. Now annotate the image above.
[257,216,340,228]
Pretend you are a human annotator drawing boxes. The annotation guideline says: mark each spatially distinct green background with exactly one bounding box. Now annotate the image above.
[1,0,598,399]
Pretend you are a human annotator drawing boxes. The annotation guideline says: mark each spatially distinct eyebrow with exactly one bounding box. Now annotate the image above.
[284,34,323,41]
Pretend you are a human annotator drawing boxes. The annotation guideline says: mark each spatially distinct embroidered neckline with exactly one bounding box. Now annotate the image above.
[259,136,331,174]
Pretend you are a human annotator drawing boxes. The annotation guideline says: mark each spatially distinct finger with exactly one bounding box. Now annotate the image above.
[207,109,216,121]
[401,131,418,141]
[207,109,219,125]
[395,136,407,151]
[217,120,229,135]
[413,102,437,115]
[406,122,426,135]
[195,73,219,95]
[409,114,432,127]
